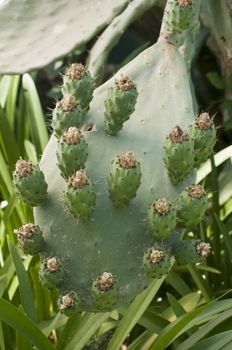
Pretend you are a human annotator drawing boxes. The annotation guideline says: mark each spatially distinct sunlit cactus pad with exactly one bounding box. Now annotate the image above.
[14,39,215,313]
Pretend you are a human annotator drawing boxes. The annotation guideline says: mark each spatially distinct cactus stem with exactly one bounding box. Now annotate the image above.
[195,112,213,130]
[14,159,33,177]
[59,94,78,112]
[168,126,188,143]
[148,248,165,264]
[118,152,136,169]
[96,272,114,292]
[63,127,81,145]
[70,170,88,189]
[153,198,171,215]
[188,184,205,199]
[196,241,211,258]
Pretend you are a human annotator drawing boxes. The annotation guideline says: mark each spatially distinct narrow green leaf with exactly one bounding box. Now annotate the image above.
[188,331,232,350]
[166,270,192,296]
[8,240,37,322]
[214,214,232,260]
[187,264,213,302]
[24,140,38,163]
[0,298,53,350]
[176,309,232,350]
[107,277,165,350]
[167,293,186,318]
[65,313,110,350]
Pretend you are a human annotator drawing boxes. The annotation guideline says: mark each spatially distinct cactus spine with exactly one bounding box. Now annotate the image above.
[14,224,44,255]
[59,291,81,316]
[40,257,65,289]
[174,239,211,264]
[143,246,171,278]
[92,272,118,311]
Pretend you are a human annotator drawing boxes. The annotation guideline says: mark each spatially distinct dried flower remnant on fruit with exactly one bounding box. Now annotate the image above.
[67,63,86,80]
[115,74,135,91]
[168,126,188,143]
[96,272,114,292]
[149,248,165,264]
[196,241,211,258]
[63,127,81,145]
[45,257,61,272]
[59,94,78,112]
[188,184,205,199]
[16,223,35,238]
[14,159,33,177]
[70,170,88,189]
[177,0,192,7]
[153,198,171,215]
[195,112,213,130]
[118,152,136,169]
[60,293,75,310]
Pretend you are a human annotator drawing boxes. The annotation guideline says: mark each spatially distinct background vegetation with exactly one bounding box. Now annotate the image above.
[0,1,232,349]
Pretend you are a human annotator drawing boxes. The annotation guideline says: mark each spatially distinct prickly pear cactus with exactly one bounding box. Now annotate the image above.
[13,0,214,313]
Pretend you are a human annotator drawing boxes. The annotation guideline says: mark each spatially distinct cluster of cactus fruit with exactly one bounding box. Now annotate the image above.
[12,0,216,314]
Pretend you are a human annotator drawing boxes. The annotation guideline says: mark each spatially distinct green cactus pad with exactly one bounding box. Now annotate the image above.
[143,246,171,279]
[34,40,198,312]
[14,224,44,255]
[176,184,208,227]
[92,272,118,311]
[188,112,217,166]
[163,126,195,184]
[62,64,94,112]
[52,94,85,138]
[174,239,211,265]
[65,170,96,219]
[147,198,177,240]
[107,152,141,207]
[104,74,138,135]
[40,257,65,289]
[59,291,82,316]
[57,127,88,179]
[13,159,47,207]
[0,0,129,74]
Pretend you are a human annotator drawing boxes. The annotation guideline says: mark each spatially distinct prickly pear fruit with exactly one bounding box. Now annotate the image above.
[40,257,64,289]
[52,94,85,138]
[174,239,211,264]
[13,159,47,206]
[14,224,44,255]
[176,184,208,227]
[62,63,94,111]
[92,272,118,311]
[147,198,177,240]
[65,170,96,219]
[59,291,82,316]
[163,126,194,184]
[104,74,138,135]
[108,152,141,207]
[188,112,217,166]
[143,246,171,278]
[57,127,88,179]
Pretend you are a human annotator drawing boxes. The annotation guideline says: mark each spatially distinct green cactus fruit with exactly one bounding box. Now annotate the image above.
[14,223,44,255]
[40,257,65,289]
[161,0,200,45]
[163,126,194,184]
[176,184,208,227]
[147,198,177,240]
[65,170,96,219]
[62,63,94,112]
[57,127,88,179]
[174,239,211,264]
[13,159,47,207]
[143,246,171,278]
[108,152,141,207]
[92,272,118,311]
[104,74,138,135]
[188,112,217,166]
[52,94,85,138]
[59,291,82,316]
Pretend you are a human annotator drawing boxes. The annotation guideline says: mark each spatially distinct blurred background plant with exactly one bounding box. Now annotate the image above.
[0,0,232,349]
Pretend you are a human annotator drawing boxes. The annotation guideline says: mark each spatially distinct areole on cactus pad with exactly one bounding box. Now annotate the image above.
[13,0,215,313]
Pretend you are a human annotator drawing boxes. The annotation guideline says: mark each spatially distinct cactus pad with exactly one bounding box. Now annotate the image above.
[11,22,214,312]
